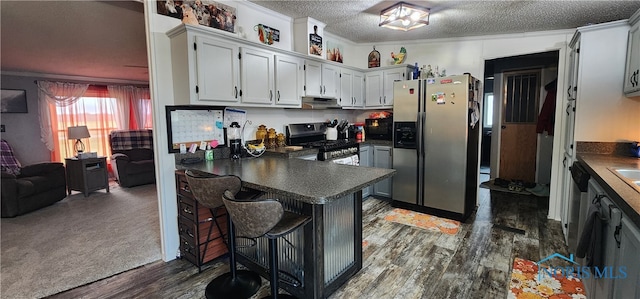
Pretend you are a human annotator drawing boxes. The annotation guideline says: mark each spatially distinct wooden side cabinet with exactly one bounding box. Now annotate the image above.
[175,170,228,270]
[65,157,109,197]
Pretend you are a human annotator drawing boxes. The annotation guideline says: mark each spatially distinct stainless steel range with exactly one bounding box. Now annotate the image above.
[286,122,359,164]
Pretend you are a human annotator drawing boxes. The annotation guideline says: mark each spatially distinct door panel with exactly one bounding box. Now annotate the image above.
[499,70,540,182]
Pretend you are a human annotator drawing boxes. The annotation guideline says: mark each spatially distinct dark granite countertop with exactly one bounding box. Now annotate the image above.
[577,153,640,227]
[176,156,396,204]
[263,147,318,159]
[358,139,393,147]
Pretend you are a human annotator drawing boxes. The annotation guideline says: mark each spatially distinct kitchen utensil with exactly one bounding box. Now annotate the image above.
[326,127,338,140]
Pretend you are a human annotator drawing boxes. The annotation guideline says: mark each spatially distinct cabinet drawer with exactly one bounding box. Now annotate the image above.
[178,197,196,222]
[178,217,197,241]
[177,177,193,198]
[179,236,198,265]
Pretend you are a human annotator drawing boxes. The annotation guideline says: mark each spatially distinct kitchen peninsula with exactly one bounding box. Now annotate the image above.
[176,156,395,299]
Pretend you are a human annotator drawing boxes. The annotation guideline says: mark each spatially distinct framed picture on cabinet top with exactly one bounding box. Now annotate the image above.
[1,89,28,113]
[156,0,237,33]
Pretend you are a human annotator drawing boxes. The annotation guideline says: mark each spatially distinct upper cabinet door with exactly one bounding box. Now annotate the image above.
[340,68,353,106]
[353,71,365,107]
[240,47,274,104]
[383,69,405,106]
[275,54,303,106]
[195,36,240,102]
[365,71,384,107]
[322,63,340,99]
[624,21,640,96]
[305,60,323,97]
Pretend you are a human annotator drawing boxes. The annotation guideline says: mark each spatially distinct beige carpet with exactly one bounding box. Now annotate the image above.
[1,183,162,299]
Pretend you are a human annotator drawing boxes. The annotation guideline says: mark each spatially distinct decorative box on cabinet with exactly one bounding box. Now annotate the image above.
[175,170,228,270]
[65,157,109,197]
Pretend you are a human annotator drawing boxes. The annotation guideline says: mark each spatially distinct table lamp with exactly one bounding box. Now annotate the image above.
[68,126,90,156]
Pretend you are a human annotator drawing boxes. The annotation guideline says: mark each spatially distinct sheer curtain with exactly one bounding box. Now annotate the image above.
[132,87,152,129]
[107,85,152,129]
[41,85,119,165]
[106,85,131,130]
[37,81,89,152]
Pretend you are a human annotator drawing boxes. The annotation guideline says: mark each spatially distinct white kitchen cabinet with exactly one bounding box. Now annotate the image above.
[353,71,365,107]
[382,68,406,106]
[560,152,572,243]
[373,145,392,198]
[304,60,339,99]
[365,71,384,107]
[563,100,576,155]
[359,145,372,198]
[168,27,241,105]
[624,9,640,97]
[365,66,413,108]
[613,217,640,298]
[240,46,274,104]
[582,179,622,299]
[339,69,364,108]
[274,54,304,106]
[339,68,353,107]
[322,63,340,99]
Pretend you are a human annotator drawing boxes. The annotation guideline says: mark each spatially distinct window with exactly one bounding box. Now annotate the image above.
[50,86,118,163]
[483,93,493,129]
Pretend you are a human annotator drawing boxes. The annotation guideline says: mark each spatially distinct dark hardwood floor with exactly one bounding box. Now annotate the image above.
[47,180,567,299]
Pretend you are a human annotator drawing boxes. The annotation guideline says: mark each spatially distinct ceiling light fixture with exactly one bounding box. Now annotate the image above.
[379,2,430,31]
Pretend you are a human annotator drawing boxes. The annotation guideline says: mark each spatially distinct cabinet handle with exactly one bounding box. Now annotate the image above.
[384,96,386,104]
[235,86,238,98]
[614,223,622,248]
[566,105,571,115]
[379,96,382,104]
[269,90,273,101]
[320,85,323,94]
[567,86,571,98]
[277,90,280,101]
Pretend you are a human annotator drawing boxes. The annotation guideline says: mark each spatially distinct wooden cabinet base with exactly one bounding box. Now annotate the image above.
[175,170,228,270]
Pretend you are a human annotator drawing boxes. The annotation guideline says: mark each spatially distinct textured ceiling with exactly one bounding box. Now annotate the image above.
[1,1,639,83]
[249,1,640,43]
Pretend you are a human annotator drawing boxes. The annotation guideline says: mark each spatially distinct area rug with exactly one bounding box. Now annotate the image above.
[508,258,586,298]
[383,208,460,235]
[1,183,162,299]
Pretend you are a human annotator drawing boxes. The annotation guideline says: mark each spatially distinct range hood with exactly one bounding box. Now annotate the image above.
[301,97,342,110]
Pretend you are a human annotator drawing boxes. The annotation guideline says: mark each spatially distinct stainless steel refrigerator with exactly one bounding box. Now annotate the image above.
[391,74,481,221]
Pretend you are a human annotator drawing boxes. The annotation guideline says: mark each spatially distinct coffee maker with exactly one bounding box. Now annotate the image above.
[228,122,242,160]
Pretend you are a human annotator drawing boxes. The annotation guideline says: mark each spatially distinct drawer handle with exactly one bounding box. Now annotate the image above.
[183,207,193,215]
[181,186,191,193]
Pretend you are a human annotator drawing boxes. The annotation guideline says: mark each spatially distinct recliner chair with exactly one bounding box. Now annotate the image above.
[1,139,67,218]
[109,130,156,187]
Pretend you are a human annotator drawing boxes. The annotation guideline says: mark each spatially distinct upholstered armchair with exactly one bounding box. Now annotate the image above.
[109,130,156,187]
[1,139,67,218]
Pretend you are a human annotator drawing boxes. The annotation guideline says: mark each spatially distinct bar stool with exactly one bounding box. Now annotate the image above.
[184,170,263,299]
[223,190,311,299]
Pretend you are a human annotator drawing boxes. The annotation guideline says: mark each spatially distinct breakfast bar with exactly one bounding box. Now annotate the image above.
[176,156,395,299]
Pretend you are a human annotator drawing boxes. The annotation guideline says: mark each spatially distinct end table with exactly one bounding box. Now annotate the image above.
[65,156,110,197]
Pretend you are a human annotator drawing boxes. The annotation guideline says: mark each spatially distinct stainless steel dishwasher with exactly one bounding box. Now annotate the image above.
[567,161,590,254]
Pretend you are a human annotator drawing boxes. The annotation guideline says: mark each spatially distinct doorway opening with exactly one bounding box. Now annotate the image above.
[482,50,559,188]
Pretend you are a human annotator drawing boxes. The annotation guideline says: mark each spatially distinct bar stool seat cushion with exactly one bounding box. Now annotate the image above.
[266,211,311,238]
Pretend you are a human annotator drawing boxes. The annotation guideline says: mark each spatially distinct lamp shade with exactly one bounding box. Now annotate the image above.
[68,126,90,139]
[379,2,430,31]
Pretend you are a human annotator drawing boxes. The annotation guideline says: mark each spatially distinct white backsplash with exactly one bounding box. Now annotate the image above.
[236,107,387,140]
